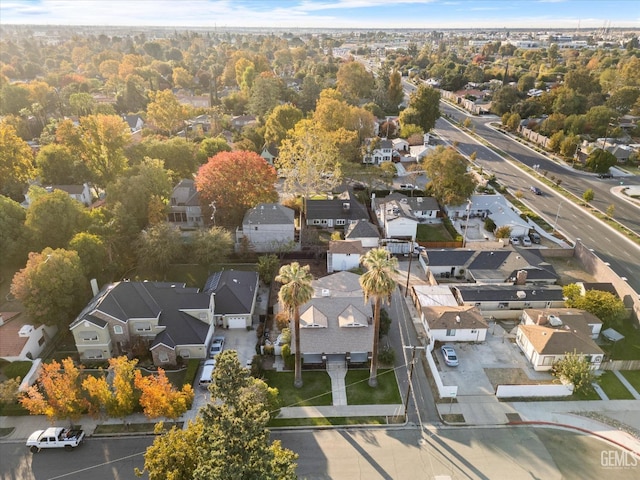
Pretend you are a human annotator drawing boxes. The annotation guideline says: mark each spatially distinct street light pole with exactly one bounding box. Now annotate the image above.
[405,240,413,298]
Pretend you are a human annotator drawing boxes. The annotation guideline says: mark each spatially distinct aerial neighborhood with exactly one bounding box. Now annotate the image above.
[0,6,639,478]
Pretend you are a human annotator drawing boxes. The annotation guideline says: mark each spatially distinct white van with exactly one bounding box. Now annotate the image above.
[198,359,216,388]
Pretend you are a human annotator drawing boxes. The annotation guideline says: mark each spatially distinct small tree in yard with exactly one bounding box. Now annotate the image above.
[20,358,90,424]
[551,351,595,395]
[82,356,138,421]
[494,225,512,239]
[134,368,193,420]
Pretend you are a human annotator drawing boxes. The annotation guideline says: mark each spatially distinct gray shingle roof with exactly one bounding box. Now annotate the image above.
[243,203,294,226]
[306,191,368,222]
[453,285,564,302]
[203,270,258,314]
[345,220,379,239]
[425,250,475,267]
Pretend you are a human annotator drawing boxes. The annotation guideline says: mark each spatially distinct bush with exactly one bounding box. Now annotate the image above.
[378,345,395,366]
[249,355,264,378]
[281,344,294,370]
[280,328,291,345]
[4,361,33,380]
[484,217,496,232]
[275,311,290,331]
[263,344,274,356]
[379,309,392,338]
[442,217,462,241]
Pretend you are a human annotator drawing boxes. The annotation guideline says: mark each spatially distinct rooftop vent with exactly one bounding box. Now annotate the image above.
[321,289,330,297]
[548,315,563,327]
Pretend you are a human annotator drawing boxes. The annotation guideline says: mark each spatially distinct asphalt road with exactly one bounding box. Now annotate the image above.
[3,427,637,480]
[434,103,640,293]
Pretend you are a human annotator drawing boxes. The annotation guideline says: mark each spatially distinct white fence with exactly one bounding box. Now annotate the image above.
[425,346,458,399]
[496,383,573,398]
[18,359,42,392]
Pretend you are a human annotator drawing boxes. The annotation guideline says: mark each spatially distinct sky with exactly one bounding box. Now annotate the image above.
[1,0,638,30]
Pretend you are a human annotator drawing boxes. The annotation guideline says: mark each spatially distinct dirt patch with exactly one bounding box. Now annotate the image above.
[543,256,597,286]
[484,368,557,389]
[441,413,465,424]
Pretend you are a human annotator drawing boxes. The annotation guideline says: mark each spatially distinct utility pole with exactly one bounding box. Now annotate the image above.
[405,240,413,297]
[403,345,426,422]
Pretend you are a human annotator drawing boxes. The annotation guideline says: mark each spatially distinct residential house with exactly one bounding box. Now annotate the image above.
[0,313,57,362]
[446,194,531,237]
[260,143,279,166]
[290,272,373,367]
[362,138,393,165]
[420,250,475,280]
[410,285,460,312]
[123,114,144,133]
[231,115,257,130]
[70,281,215,366]
[236,203,296,253]
[23,184,93,207]
[391,138,409,153]
[306,190,369,229]
[604,144,632,163]
[167,179,204,229]
[344,219,380,248]
[451,285,565,319]
[409,134,436,161]
[421,306,488,345]
[327,240,365,273]
[203,270,259,329]
[373,193,440,240]
[516,309,604,371]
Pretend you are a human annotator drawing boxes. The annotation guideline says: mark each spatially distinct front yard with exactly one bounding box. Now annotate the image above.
[597,371,634,400]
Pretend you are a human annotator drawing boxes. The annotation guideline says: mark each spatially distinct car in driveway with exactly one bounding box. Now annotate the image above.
[521,236,532,247]
[529,231,541,244]
[510,236,520,246]
[209,336,225,358]
[440,345,459,367]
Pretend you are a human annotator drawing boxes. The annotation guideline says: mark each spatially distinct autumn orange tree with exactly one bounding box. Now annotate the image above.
[134,368,193,420]
[195,150,278,228]
[83,356,138,420]
[21,358,90,424]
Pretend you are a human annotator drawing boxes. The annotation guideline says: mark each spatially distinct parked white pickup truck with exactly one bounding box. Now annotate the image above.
[26,427,85,452]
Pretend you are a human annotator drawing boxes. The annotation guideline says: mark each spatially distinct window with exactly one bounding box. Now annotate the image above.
[474,302,481,307]
[542,356,555,366]
[445,329,456,336]
[498,302,508,309]
[85,350,104,359]
[113,325,123,334]
[38,335,45,346]
[524,302,531,308]
[179,349,190,358]
[336,219,346,226]
[135,323,151,332]
[158,352,170,363]
[80,331,98,342]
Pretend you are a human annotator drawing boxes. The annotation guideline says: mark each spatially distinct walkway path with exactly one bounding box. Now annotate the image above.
[326,362,347,406]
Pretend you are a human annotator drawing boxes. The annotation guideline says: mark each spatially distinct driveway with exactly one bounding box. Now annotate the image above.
[437,322,551,396]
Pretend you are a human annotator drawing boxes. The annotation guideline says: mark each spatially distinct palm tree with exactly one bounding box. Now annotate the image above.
[276,262,314,388]
[360,248,398,387]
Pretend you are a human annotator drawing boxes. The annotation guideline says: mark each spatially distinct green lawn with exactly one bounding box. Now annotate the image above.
[416,224,453,242]
[571,388,601,401]
[262,371,333,407]
[597,371,634,400]
[345,369,402,405]
[601,322,640,360]
[621,370,640,393]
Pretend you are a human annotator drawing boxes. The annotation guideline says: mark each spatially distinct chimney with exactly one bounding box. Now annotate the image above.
[342,202,350,212]
[536,314,546,325]
[90,278,99,296]
[515,270,528,285]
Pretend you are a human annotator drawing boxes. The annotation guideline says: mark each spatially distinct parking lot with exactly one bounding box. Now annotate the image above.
[436,322,553,396]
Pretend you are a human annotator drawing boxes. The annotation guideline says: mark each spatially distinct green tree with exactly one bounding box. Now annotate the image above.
[83,356,138,420]
[11,248,90,328]
[400,85,440,132]
[248,75,283,117]
[606,86,640,115]
[69,92,96,117]
[582,188,594,204]
[147,90,190,135]
[422,146,477,205]
[551,352,595,396]
[506,113,521,131]
[133,137,198,181]
[386,69,404,113]
[68,232,108,282]
[0,195,27,267]
[0,122,35,199]
[359,248,398,387]
[491,86,520,116]
[35,144,78,185]
[25,189,88,251]
[193,350,297,480]
[563,284,627,327]
[257,254,280,285]
[20,358,91,424]
[494,225,512,238]
[196,137,231,164]
[585,148,617,174]
[264,104,303,147]
[136,223,183,276]
[336,61,374,104]
[195,151,278,228]
[191,227,233,268]
[276,263,314,388]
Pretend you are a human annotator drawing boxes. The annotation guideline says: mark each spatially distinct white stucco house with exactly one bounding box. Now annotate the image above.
[421,306,488,345]
[362,138,393,165]
[0,313,58,362]
[327,240,365,273]
[446,194,530,238]
[344,220,380,248]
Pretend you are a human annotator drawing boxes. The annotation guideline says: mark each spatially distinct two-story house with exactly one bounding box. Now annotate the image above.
[167,179,204,229]
[306,190,369,229]
[362,138,393,165]
[203,270,259,329]
[70,281,215,366]
[236,203,296,253]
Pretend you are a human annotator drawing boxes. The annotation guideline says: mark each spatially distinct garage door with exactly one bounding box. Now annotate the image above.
[227,316,246,329]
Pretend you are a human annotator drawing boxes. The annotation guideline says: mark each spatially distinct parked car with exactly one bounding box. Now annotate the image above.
[26,427,85,453]
[510,236,520,246]
[529,232,541,244]
[521,236,532,247]
[209,336,225,357]
[597,172,613,179]
[441,345,459,367]
[399,183,418,190]
[530,186,542,195]
[198,359,216,388]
